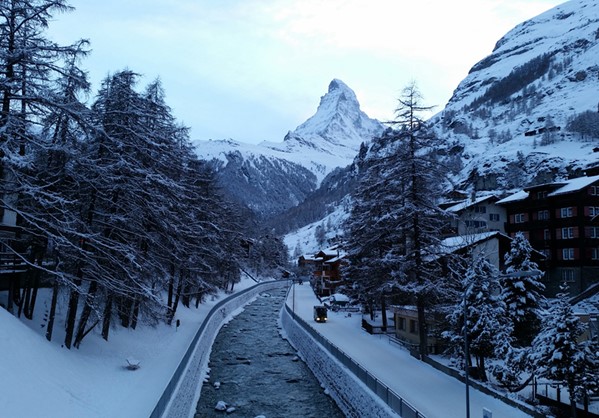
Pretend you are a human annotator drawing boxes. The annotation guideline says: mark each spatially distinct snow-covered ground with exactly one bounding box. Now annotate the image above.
[2,273,595,418]
[285,282,540,418]
[0,277,258,418]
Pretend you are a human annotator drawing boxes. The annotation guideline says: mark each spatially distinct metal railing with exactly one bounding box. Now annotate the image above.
[284,304,426,418]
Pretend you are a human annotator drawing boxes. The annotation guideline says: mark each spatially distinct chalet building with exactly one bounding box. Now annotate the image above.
[444,195,506,236]
[497,174,599,296]
[395,231,513,354]
[300,245,346,297]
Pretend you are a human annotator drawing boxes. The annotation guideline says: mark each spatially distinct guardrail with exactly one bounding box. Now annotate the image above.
[149,279,287,418]
[284,304,426,418]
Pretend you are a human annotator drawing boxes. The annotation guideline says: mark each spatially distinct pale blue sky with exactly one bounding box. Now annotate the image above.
[49,0,564,145]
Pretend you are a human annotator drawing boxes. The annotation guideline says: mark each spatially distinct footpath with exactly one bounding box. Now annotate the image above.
[286,283,535,418]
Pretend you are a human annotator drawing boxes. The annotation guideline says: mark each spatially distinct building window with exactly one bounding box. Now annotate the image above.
[560,207,573,218]
[562,227,574,239]
[398,317,406,330]
[592,248,599,260]
[541,249,551,260]
[544,229,551,240]
[409,319,418,334]
[561,269,575,282]
[590,207,599,217]
[514,213,526,223]
[537,191,547,199]
[591,227,599,239]
[562,248,575,260]
[474,206,487,214]
[489,213,500,222]
[538,210,550,220]
[465,220,487,228]
[591,185,598,195]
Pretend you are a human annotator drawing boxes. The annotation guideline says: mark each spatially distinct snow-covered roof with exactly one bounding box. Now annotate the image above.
[496,190,529,205]
[548,174,599,197]
[445,195,498,213]
[497,175,599,205]
[300,255,318,261]
[325,253,346,263]
[573,293,599,315]
[439,231,506,254]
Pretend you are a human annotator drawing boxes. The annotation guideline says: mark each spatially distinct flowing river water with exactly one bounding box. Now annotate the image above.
[194,287,344,418]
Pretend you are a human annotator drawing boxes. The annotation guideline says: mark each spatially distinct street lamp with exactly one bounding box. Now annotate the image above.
[463,285,471,418]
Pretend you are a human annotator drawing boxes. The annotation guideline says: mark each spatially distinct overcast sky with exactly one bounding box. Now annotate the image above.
[48,0,565,145]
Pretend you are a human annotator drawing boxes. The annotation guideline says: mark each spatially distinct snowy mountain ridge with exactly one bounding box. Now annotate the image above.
[196,79,383,184]
[195,79,384,216]
[431,0,599,192]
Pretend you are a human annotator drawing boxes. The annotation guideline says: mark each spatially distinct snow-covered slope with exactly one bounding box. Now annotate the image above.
[285,0,599,251]
[431,0,599,192]
[194,80,384,216]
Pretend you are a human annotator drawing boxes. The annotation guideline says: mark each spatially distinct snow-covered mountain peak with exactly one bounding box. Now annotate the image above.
[287,78,382,148]
[194,79,384,216]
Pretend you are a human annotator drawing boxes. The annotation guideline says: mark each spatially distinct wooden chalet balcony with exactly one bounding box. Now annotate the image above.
[0,251,27,274]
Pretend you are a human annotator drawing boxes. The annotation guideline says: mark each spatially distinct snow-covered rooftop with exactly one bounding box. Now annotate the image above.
[445,195,498,213]
[439,231,505,254]
[496,190,529,205]
[548,174,599,197]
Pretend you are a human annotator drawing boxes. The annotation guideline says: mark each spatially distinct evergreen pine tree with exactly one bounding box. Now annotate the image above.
[502,232,546,346]
[344,82,449,356]
[530,285,599,417]
[445,252,512,381]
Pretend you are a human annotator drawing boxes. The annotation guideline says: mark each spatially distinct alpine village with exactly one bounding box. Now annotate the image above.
[1,1,599,418]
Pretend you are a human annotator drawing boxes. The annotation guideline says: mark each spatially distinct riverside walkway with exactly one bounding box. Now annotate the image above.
[286,283,535,418]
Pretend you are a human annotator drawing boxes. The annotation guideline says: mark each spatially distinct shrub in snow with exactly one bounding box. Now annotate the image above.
[125,357,141,370]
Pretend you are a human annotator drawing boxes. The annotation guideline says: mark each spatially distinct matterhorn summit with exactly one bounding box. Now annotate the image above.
[194,79,383,216]
[263,79,384,171]
[289,78,383,147]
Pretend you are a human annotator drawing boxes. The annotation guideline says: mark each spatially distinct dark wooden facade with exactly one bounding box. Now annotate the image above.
[497,175,599,296]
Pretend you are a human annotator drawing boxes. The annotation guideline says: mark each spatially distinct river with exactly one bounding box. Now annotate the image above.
[194,287,344,418]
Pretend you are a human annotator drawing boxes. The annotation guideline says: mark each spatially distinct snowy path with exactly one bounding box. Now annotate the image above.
[287,283,534,418]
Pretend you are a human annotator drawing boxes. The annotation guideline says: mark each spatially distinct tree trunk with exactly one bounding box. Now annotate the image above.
[167,261,175,308]
[64,277,81,349]
[101,294,112,341]
[45,280,59,342]
[25,269,41,320]
[417,299,427,358]
[568,382,578,418]
[73,280,98,349]
[6,276,15,313]
[119,296,131,328]
[381,294,388,332]
[478,355,487,381]
[167,273,184,325]
[130,298,140,330]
